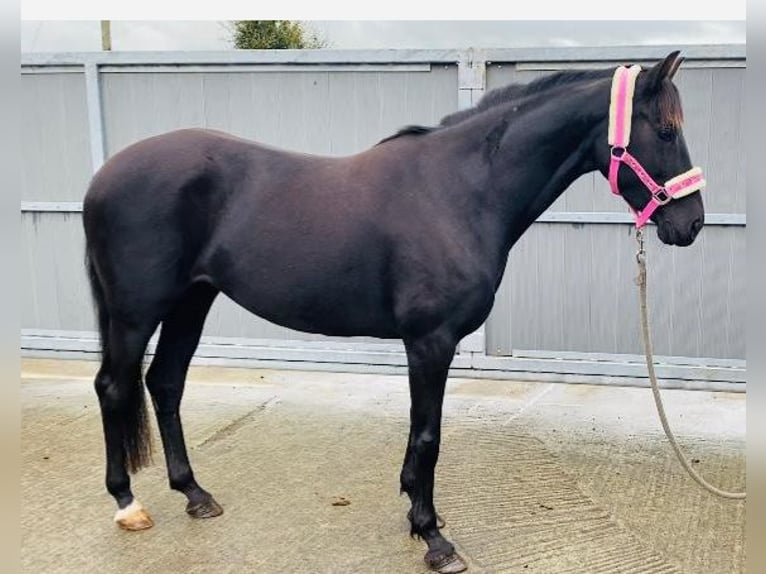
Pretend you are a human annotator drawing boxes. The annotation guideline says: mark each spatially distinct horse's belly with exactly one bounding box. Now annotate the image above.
[230,285,398,338]
[207,248,399,339]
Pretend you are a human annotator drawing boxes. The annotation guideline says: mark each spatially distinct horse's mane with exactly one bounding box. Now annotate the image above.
[376,125,436,145]
[441,68,614,127]
[375,67,618,145]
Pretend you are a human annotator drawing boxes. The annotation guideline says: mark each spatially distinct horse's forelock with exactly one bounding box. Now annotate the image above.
[653,80,684,129]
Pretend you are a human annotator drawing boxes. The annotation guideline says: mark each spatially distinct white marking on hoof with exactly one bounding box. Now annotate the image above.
[114,499,154,530]
[114,499,142,522]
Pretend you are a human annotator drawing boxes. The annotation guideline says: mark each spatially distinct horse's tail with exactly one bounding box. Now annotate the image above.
[85,246,153,473]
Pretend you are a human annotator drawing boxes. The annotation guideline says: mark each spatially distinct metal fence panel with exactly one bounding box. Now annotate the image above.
[21,71,92,202]
[20,47,746,373]
[100,66,457,157]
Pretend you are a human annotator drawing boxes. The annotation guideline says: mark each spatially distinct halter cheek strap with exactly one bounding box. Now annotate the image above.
[607,65,705,228]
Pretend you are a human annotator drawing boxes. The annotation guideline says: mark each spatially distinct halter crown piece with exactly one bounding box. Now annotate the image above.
[607,65,705,228]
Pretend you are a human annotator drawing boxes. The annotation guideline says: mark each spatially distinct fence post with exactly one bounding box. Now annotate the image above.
[84,61,105,173]
[456,50,489,357]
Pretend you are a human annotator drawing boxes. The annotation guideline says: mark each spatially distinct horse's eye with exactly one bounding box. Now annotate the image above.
[658,126,675,142]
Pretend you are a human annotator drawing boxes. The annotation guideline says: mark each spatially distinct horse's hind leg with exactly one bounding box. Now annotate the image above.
[95,319,158,531]
[402,331,466,574]
[144,282,223,519]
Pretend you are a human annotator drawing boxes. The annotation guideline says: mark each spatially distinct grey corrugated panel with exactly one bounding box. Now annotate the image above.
[698,227,738,359]
[487,223,745,359]
[705,67,746,213]
[52,211,91,332]
[21,72,91,202]
[101,67,457,159]
[21,215,41,329]
[486,262,512,356]
[664,67,743,215]
[22,214,60,330]
[667,228,702,357]
[21,213,95,332]
[728,230,747,359]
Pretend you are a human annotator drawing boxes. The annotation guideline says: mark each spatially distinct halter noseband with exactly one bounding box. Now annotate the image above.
[607,65,705,228]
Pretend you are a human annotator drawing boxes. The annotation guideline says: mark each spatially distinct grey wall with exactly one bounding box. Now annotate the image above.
[100,67,457,157]
[20,47,746,376]
[21,70,92,202]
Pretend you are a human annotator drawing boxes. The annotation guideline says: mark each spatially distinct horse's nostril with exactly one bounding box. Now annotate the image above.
[691,218,703,236]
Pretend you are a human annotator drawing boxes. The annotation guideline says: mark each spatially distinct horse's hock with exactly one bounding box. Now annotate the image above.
[21,360,745,574]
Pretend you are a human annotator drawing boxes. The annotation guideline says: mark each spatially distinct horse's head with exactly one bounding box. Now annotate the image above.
[594,51,705,246]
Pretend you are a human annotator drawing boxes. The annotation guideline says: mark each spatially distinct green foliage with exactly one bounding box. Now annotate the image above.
[230,21,327,49]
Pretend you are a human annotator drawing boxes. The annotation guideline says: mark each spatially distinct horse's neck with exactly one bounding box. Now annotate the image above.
[486,84,607,249]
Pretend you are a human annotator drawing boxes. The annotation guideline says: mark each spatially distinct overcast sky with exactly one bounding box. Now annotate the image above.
[20,20,746,53]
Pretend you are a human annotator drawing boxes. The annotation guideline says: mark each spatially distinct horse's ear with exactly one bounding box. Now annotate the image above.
[668,55,684,79]
[644,50,682,93]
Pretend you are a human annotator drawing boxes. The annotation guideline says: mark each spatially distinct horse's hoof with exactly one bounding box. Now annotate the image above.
[407,510,446,529]
[114,500,154,531]
[186,496,224,519]
[426,551,468,574]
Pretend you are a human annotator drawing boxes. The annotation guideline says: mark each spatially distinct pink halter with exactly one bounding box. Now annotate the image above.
[607,65,705,228]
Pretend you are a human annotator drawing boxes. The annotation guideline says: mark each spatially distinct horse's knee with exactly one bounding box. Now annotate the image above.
[94,370,111,397]
[415,430,437,447]
[145,375,170,402]
[413,430,439,464]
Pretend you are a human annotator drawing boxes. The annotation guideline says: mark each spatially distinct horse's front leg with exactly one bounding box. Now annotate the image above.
[401,330,466,574]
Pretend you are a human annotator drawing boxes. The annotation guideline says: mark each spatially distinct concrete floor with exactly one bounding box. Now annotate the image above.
[21,359,745,574]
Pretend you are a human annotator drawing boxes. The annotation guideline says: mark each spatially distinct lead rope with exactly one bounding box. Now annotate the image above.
[634,227,745,500]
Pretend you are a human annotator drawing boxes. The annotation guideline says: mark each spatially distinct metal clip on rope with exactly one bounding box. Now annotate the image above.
[635,229,745,500]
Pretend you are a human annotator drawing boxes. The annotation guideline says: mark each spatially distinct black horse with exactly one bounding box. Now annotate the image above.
[83,51,703,573]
